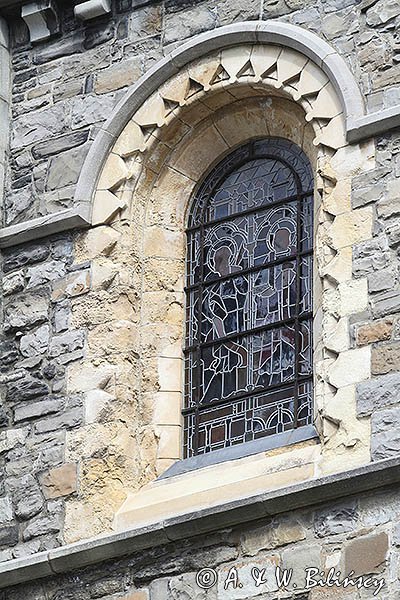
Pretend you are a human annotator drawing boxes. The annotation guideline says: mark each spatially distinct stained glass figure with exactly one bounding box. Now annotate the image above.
[184,138,314,457]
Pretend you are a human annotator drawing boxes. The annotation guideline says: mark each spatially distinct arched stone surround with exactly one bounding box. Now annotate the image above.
[61,28,376,541]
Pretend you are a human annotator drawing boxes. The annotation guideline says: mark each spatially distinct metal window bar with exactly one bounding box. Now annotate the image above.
[184,139,314,458]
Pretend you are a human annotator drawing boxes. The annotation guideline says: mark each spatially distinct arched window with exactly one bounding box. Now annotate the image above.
[184,139,314,459]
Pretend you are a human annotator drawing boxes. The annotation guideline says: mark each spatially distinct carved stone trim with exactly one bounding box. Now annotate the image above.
[74,0,111,21]
[21,0,59,43]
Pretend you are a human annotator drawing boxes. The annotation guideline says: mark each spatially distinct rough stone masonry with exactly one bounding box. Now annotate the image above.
[2,0,400,598]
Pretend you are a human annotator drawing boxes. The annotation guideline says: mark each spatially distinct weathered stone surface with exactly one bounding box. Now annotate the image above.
[40,463,77,499]
[0,341,19,366]
[14,397,64,423]
[241,517,306,556]
[281,544,321,589]
[344,532,388,575]
[52,270,90,300]
[94,59,141,94]
[22,512,62,541]
[51,301,70,333]
[357,372,400,416]
[368,269,396,295]
[34,408,83,434]
[0,497,13,526]
[356,318,393,346]
[2,244,50,273]
[26,261,66,288]
[353,237,390,278]
[49,330,85,358]
[371,342,400,375]
[314,501,358,537]
[3,271,25,296]
[90,576,125,598]
[20,324,50,357]
[371,429,400,460]
[163,4,217,45]
[71,94,117,129]
[7,475,44,521]
[0,526,18,547]
[32,130,89,159]
[372,290,400,318]
[366,0,400,26]
[33,35,84,65]
[47,144,90,191]
[12,103,69,149]
[5,375,49,403]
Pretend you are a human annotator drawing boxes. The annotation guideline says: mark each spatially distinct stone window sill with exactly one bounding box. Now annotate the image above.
[160,425,319,479]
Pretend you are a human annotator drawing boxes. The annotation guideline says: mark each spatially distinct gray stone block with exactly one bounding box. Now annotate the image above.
[22,513,61,541]
[314,500,358,537]
[2,243,50,273]
[49,330,85,358]
[20,325,50,358]
[372,290,400,318]
[14,398,64,423]
[46,144,90,191]
[372,406,400,434]
[0,526,18,547]
[32,130,89,160]
[6,375,49,403]
[372,430,400,461]
[26,261,67,289]
[4,290,48,332]
[357,372,400,416]
[8,475,44,521]
[3,271,25,296]
[12,103,69,150]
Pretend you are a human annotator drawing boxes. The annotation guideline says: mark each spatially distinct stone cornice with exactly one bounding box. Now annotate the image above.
[1,457,400,590]
[0,206,91,248]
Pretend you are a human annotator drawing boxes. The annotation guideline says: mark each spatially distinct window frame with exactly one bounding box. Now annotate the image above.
[162,138,319,479]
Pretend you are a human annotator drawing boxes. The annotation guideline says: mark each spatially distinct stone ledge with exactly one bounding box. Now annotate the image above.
[0,206,91,248]
[1,457,400,590]
[347,106,400,143]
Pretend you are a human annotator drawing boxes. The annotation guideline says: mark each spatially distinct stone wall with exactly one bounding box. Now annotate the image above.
[1,484,400,599]
[4,0,400,226]
[0,233,87,560]
[3,0,400,567]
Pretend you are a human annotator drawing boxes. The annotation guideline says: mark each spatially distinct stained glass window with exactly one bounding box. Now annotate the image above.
[184,138,314,458]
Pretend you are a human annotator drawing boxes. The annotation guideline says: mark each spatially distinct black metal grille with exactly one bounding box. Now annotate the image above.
[184,139,314,458]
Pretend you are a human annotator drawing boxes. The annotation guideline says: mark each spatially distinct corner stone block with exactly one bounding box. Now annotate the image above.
[157,357,182,392]
[313,114,346,150]
[97,154,128,191]
[40,463,78,499]
[156,425,181,460]
[344,532,388,576]
[339,278,368,316]
[327,207,373,249]
[113,121,145,157]
[68,362,117,393]
[92,190,127,225]
[328,346,371,389]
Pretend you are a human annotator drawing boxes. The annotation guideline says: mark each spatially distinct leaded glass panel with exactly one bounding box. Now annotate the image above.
[184,138,314,458]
